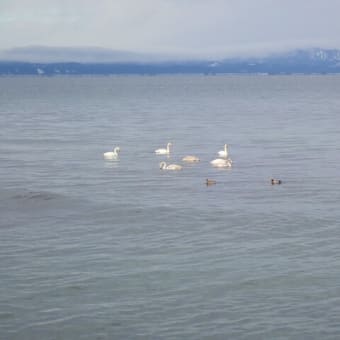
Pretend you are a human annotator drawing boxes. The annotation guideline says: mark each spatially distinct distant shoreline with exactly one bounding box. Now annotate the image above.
[1,72,340,77]
[2,47,340,75]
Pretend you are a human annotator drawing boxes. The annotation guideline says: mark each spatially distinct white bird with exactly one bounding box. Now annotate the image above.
[103,146,120,159]
[210,158,232,168]
[218,144,229,158]
[159,161,182,170]
[182,155,200,162]
[155,142,172,155]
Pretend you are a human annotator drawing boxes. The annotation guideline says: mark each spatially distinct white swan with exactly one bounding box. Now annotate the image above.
[155,142,172,155]
[218,144,229,158]
[103,146,120,159]
[159,161,182,170]
[182,155,200,162]
[210,158,232,168]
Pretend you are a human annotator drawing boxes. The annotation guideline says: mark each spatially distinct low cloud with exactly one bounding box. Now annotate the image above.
[1,0,340,58]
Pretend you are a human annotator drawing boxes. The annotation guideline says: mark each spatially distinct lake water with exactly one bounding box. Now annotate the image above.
[1,75,340,339]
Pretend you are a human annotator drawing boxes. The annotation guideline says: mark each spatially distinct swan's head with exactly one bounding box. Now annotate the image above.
[167,142,172,147]
[159,161,167,169]
[114,147,120,153]
[226,159,232,166]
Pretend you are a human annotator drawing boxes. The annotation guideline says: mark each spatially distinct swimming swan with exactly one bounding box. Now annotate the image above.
[159,161,182,170]
[182,155,200,162]
[103,146,120,159]
[155,142,172,155]
[210,158,232,168]
[218,144,229,158]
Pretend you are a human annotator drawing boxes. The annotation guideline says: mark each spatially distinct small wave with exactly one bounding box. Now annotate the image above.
[0,312,14,320]
[12,191,59,201]
[65,285,83,291]
[0,189,64,209]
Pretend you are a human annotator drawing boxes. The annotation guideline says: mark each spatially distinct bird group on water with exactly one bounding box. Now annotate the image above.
[103,143,282,185]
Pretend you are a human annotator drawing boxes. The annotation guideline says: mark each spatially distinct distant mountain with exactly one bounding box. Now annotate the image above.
[1,47,340,75]
[0,46,167,63]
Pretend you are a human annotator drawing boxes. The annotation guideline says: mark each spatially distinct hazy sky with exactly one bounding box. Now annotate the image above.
[1,0,340,57]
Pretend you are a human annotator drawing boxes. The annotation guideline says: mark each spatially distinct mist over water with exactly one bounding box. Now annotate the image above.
[1,75,340,339]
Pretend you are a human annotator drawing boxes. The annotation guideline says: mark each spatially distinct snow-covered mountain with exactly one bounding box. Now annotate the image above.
[1,47,340,75]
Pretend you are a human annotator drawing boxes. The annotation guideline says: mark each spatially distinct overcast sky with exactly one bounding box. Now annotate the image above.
[1,0,340,58]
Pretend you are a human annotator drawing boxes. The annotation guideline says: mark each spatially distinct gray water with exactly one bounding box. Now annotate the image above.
[1,75,340,339]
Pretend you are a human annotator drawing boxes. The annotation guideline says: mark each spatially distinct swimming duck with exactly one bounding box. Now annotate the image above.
[206,179,217,185]
[271,178,282,185]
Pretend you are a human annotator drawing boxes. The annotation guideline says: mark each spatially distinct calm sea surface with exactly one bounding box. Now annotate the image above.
[1,75,340,339]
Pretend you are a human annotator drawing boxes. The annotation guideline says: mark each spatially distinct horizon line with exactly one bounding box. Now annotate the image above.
[1,45,339,63]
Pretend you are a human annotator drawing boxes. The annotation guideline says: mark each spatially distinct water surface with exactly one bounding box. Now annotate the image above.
[1,75,340,339]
